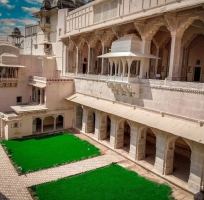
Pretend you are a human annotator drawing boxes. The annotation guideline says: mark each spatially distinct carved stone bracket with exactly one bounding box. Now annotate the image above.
[95,30,115,47]
[134,17,166,40]
[107,82,140,98]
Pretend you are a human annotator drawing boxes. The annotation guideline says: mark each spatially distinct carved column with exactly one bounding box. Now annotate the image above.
[154,131,168,175]
[155,46,159,76]
[94,110,101,140]
[41,117,44,133]
[168,33,183,81]
[54,116,57,131]
[188,143,204,193]
[109,116,117,149]
[140,38,151,79]
[82,106,88,133]
[109,59,114,76]
[129,123,139,160]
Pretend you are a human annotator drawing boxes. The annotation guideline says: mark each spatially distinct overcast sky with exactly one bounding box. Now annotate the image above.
[0,0,42,39]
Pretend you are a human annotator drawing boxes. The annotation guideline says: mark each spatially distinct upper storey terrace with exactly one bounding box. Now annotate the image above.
[63,0,204,36]
[59,0,204,83]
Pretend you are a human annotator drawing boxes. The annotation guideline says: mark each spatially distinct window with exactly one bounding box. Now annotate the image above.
[16,96,22,103]
[59,28,61,36]
[46,17,50,24]
[14,123,18,128]
[196,59,201,65]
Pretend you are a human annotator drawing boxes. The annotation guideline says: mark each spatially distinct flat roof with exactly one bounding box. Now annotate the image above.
[11,105,48,113]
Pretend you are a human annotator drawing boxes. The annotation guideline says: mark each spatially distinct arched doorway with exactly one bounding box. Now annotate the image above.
[144,128,157,166]
[76,105,83,130]
[116,120,131,153]
[165,137,191,183]
[33,118,42,133]
[43,116,54,132]
[56,115,64,130]
[86,110,95,134]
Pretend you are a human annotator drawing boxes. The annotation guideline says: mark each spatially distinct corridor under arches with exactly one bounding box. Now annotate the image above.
[86,110,95,134]
[106,115,111,142]
[56,115,64,130]
[43,116,54,132]
[33,118,42,134]
[171,138,191,183]
[116,120,131,153]
[144,128,157,166]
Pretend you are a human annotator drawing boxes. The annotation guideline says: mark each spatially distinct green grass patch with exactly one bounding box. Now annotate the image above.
[32,164,174,200]
[1,133,100,173]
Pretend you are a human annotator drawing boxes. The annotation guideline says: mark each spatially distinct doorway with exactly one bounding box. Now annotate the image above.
[194,66,201,82]
[83,64,87,74]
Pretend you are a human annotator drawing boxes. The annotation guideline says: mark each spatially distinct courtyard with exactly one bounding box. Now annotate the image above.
[0,132,193,200]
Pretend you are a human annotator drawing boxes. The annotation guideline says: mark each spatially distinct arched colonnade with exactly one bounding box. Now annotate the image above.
[74,104,204,193]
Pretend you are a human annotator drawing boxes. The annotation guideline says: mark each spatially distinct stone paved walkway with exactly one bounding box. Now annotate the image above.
[0,133,194,200]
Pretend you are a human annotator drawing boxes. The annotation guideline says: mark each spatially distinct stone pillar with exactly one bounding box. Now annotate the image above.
[41,117,44,133]
[94,111,101,140]
[101,45,105,75]
[63,44,67,75]
[109,116,117,149]
[68,51,73,73]
[155,47,159,76]
[129,123,139,159]
[154,131,168,175]
[82,107,88,133]
[35,88,38,104]
[121,59,126,78]
[115,121,124,149]
[168,33,182,81]
[99,114,107,140]
[40,89,43,105]
[87,45,91,74]
[54,116,57,131]
[136,126,146,160]
[139,38,151,79]
[118,61,121,76]
[76,46,79,73]
[188,143,204,193]
[103,47,109,75]
[109,59,114,76]
[127,59,133,82]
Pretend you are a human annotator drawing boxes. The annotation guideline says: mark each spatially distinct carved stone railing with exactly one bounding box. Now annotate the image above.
[64,73,108,81]
[0,78,18,87]
[29,76,73,83]
[65,0,185,35]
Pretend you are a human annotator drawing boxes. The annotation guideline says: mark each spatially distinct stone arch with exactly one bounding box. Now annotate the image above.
[99,113,111,141]
[164,136,192,183]
[43,116,54,132]
[86,109,96,133]
[56,115,64,130]
[115,119,131,152]
[137,126,157,166]
[76,105,83,130]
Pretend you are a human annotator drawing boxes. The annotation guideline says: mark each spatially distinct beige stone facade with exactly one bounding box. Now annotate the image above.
[1,0,204,195]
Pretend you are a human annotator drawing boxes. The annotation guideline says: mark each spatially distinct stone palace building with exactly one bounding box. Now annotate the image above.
[1,0,204,194]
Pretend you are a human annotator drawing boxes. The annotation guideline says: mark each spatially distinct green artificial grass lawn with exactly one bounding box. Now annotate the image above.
[32,164,174,200]
[1,133,100,173]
